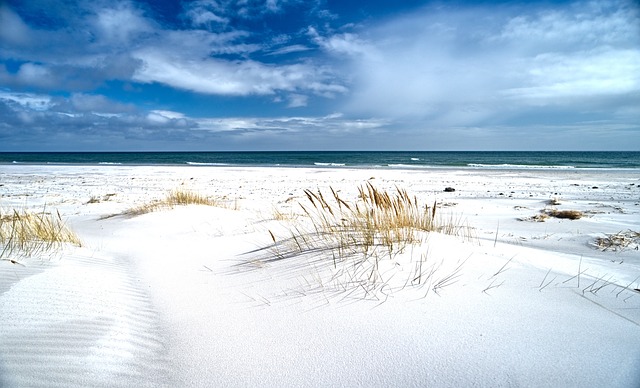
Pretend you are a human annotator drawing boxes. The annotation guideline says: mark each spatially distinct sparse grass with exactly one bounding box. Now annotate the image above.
[546,209,583,220]
[594,230,640,251]
[292,183,464,256]
[272,207,298,222]
[519,209,583,222]
[166,189,216,206]
[104,189,219,218]
[86,193,116,204]
[253,183,473,300]
[547,197,562,206]
[0,208,81,260]
[517,213,549,222]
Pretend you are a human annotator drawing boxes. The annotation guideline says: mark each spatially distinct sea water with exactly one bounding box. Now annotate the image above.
[1,151,639,169]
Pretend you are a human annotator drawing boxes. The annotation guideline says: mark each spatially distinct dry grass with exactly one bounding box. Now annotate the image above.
[594,230,640,251]
[105,189,219,218]
[546,209,583,220]
[272,207,298,222]
[0,208,81,259]
[253,183,473,299]
[547,197,562,206]
[518,213,550,222]
[519,209,583,222]
[293,183,467,255]
[86,193,116,204]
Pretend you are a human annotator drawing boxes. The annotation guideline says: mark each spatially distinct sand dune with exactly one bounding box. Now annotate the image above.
[1,165,639,387]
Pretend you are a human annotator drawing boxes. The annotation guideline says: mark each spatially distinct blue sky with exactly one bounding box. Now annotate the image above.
[0,0,638,151]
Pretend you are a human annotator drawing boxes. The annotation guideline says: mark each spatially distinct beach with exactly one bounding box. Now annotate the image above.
[1,164,639,387]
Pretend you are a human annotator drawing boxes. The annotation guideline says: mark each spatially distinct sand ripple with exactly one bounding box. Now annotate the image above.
[0,252,170,387]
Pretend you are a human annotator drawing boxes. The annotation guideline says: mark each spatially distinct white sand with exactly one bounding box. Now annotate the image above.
[1,165,639,387]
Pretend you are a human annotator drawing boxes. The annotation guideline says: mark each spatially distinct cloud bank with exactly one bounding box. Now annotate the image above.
[0,0,638,150]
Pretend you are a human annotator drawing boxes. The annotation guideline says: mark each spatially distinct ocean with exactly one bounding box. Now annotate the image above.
[0,151,639,170]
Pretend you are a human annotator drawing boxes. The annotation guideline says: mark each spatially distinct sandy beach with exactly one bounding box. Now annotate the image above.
[1,164,639,387]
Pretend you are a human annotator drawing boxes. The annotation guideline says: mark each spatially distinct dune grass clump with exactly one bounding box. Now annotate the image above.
[594,230,640,251]
[111,189,219,217]
[293,183,446,256]
[520,208,583,222]
[86,193,116,204]
[295,183,468,251]
[0,208,81,260]
[547,209,583,220]
[255,183,472,298]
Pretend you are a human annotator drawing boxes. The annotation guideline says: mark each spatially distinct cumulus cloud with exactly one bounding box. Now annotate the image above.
[308,27,374,57]
[0,0,345,101]
[0,90,198,147]
[0,89,389,150]
[90,3,155,45]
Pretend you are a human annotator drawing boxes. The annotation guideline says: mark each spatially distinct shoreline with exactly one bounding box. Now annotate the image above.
[2,162,640,172]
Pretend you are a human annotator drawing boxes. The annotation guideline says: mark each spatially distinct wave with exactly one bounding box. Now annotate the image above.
[314,162,346,166]
[410,158,420,161]
[98,162,122,165]
[186,161,230,166]
[467,163,576,169]
[387,164,429,169]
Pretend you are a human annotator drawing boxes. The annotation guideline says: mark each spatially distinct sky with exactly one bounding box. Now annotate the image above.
[0,0,639,151]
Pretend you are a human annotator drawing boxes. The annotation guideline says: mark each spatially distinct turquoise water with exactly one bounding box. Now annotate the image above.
[0,151,639,169]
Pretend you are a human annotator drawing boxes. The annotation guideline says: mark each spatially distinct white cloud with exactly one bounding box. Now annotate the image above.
[132,47,346,97]
[150,110,186,119]
[308,27,375,57]
[287,94,308,107]
[266,44,311,56]
[495,2,639,48]
[0,90,53,111]
[91,4,155,45]
[0,5,32,46]
[340,0,640,128]
[0,1,345,103]
[15,63,55,88]
[69,93,135,113]
[503,49,640,103]
[182,0,230,27]
[194,114,389,135]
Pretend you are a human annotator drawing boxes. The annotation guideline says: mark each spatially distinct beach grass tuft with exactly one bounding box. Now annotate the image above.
[0,208,81,259]
[594,230,640,251]
[547,209,583,220]
[105,189,219,218]
[256,183,473,299]
[519,209,583,222]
